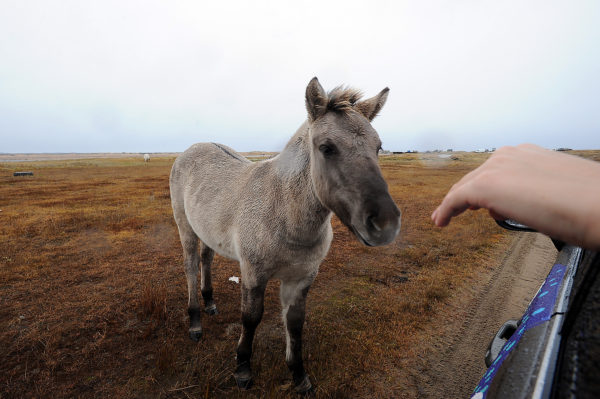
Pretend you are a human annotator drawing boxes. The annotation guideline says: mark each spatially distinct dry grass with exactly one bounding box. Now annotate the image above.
[3,151,594,398]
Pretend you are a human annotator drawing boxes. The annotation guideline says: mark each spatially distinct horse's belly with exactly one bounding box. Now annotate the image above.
[202,234,240,261]
[189,220,240,262]
[182,191,241,261]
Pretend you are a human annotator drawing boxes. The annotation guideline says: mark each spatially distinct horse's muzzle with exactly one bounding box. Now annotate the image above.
[352,201,401,247]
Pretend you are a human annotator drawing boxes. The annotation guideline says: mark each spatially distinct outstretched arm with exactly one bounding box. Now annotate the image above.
[431,144,600,250]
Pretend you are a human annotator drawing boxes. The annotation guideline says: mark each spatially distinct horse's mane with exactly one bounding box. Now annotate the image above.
[326,86,363,113]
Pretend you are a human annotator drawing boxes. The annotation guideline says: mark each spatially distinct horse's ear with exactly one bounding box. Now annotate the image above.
[305,77,328,122]
[355,87,389,121]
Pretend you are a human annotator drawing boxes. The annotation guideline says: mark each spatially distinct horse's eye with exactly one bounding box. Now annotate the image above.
[319,144,337,157]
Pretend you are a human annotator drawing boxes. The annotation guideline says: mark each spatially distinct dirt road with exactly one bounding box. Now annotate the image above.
[421,233,558,398]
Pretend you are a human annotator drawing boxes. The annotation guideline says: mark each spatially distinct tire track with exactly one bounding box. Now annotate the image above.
[422,233,557,398]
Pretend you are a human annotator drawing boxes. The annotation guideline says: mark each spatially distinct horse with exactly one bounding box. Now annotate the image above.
[169,77,401,393]
[144,153,150,162]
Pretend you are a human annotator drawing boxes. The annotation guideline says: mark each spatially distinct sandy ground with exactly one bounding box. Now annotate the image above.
[421,233,558,398]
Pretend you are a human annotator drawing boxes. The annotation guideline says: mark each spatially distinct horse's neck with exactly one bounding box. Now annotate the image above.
[272,122,331,229]
[274,122,311,179]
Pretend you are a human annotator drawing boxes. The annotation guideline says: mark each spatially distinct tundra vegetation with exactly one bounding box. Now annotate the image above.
[1,151,596,397]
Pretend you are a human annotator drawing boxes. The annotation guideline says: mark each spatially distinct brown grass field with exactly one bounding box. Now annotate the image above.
[1,151,595,398]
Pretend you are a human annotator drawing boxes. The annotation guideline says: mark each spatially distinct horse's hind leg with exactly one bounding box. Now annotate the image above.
[176,224,204,342]
[200,243,218,315]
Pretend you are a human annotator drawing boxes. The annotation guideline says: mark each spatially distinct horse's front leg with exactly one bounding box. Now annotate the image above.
[234,281,266,389]
[280,278,314,394]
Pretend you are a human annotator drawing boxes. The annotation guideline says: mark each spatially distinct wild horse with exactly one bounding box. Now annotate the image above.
[169,77,401,393]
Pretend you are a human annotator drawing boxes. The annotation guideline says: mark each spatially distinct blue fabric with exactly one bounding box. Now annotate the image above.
[470,263,567,399]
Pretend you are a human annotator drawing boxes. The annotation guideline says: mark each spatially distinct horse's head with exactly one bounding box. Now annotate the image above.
[305,77,401,246]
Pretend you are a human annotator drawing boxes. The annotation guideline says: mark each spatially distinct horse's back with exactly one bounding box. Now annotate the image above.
[173,142,248,170]
[171,142,249,186]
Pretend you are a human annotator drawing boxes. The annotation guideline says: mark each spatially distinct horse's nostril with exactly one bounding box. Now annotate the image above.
[366,215,382,232]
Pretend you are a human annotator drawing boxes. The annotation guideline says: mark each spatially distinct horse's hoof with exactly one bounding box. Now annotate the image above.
[234,374,253,389]
[204,304,218,316]
[235,376,253,389]
[188,327,202,342]
[234,363,253,390]
[294,374,313,396]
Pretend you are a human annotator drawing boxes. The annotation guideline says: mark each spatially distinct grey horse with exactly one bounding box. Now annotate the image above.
[169,77,401,393]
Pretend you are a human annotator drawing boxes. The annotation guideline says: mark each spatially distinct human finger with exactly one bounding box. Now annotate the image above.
[431,188,476,227]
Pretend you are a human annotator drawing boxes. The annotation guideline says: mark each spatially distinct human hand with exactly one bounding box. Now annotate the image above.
[431,144,600,250]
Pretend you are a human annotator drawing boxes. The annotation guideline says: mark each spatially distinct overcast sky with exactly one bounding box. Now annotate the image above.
[1,0,599,153]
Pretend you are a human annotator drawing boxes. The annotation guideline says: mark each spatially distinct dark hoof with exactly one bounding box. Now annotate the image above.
[234,375,253,389]
[204,304,218,316]
[234,362,253,390]
[188,327,202,342]
[294,374,313,396]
